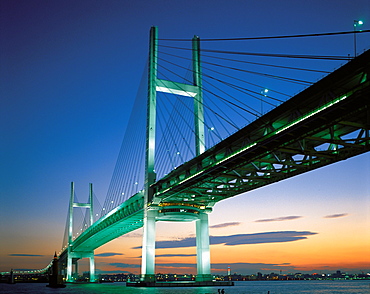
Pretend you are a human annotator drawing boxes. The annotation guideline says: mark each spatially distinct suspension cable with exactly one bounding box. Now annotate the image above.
[157,61,244,129]
[159,44,351,60]
[159,29,370,42]
[160,50,331,74]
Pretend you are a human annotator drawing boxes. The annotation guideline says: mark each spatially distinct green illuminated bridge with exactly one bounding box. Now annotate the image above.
[53,28,370,284]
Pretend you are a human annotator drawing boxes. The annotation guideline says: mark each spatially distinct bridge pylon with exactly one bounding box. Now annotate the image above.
[66,182,96,283]
[140,26,212,282]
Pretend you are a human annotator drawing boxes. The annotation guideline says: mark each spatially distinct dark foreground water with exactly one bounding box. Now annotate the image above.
[0,280,369,294]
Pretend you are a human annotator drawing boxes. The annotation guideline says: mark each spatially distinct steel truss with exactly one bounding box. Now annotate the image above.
[153,49,370,208]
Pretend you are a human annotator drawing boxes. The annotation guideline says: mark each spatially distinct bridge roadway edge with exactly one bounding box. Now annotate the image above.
[152,49,370,206]
[63,48,370,258]
[56,49,369,280]
[59,193,145,258]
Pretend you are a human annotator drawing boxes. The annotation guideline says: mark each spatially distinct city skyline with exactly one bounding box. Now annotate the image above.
[1,0,369,275]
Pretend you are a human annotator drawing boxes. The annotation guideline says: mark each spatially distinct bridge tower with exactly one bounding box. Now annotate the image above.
[141,26,211,282]
[66,182,96,283]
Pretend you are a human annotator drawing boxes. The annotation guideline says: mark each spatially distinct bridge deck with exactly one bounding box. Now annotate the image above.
[60,193,144,254]
[153,49,370,207]
[65,49,369,254]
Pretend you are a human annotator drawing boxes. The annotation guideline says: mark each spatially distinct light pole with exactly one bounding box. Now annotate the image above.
[353,20,364,57]
[260,88,268,115]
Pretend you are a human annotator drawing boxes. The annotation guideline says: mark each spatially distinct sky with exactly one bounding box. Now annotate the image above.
[1,0,369,276]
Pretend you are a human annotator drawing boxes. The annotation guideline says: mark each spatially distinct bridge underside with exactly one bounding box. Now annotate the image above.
[60,50,369,277]
[153,49,370,207]
[60,193,144,256]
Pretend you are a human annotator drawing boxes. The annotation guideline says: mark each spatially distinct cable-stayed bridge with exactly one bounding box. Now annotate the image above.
[8,27,369,283]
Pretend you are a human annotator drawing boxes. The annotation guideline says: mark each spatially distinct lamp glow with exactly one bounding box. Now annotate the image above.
[353,20,364,56]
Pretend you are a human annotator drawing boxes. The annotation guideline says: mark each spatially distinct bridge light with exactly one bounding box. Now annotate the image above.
[354,20,364,56]
[260,88,269,115]
[354,20,364,27]
[111,201,114,203]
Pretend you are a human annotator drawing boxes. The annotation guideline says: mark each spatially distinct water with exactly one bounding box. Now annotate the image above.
[0,280,369,294]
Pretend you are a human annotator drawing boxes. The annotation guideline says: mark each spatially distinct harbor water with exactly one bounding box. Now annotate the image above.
[0,280,369,294]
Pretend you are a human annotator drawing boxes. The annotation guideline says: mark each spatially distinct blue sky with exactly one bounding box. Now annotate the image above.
[1,0,369,274]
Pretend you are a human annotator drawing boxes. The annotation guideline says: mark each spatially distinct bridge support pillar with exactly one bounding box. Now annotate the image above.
[72,258,78,279]
[141,209,157,282]
[66,252,95,283]
[89,254,95,282]
[66,254,73,282]
[196,212,212,281]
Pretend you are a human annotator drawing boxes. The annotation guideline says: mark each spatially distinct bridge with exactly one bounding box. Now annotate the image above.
[5,27,369,283]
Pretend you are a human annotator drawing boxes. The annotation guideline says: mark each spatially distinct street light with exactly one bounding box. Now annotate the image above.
[353,20,364,57]
[260,88,268,115]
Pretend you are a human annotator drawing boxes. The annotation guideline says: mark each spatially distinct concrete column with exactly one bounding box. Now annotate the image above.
[141,209,157,282]
[89,254,95,282]
[67,182,74,283]
[196,212,212,281]
[73,258,78,278]
[66,255,73,282]
[192,35,205,156]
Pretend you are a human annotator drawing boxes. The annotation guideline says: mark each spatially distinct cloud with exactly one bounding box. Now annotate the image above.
[132,254,196,259]
[96,252,124,257]
[156,254,196,257]
[120,232,142,238]
[132,237,195,250]
[96,269,133,274]
[255,216,303,222]
[210,231,317,246]
[9,254,43,257]
[132,231,317,249]
[109,263,140,269]
[210,222,241,229]
[323,213,349,219]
